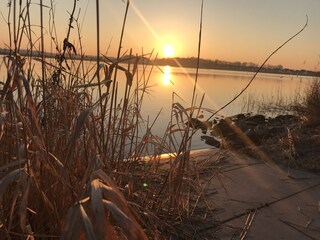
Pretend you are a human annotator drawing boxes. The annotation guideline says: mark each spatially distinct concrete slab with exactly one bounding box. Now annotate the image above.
[189,149,320,239]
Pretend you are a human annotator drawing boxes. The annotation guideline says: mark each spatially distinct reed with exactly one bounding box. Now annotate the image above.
[300,78,320,126]
[0,0,215,238]
[239,83,305,116]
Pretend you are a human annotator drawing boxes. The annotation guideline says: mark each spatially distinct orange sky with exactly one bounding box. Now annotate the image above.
[0,0,319,71]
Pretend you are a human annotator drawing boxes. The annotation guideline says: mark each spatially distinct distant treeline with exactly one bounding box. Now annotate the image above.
[1,48,319,77]
[154,57,320,77]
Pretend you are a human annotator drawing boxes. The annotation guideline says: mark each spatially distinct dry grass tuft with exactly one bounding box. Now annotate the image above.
[301,79,320,126]
[62,170,147,240]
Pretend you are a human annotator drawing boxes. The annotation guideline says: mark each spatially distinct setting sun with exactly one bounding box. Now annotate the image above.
[163,44,175,58]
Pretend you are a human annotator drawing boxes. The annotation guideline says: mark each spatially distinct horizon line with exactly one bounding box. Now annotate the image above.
[0,47,318,74]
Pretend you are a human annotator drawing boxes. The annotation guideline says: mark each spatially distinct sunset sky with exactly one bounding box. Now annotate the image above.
[0,0,319,70]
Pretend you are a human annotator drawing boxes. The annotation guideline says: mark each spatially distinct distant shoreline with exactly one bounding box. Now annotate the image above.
[154,57,320,78]
[1,48,319,77]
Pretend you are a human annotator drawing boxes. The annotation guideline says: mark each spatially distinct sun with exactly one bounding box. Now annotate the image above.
[163,44,175,58]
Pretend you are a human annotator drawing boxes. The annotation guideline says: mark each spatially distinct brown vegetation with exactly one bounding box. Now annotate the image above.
[0,0,213,239]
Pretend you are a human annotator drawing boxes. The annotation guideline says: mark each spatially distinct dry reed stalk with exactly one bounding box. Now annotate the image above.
[105,0,130,165]
[0,0,224,238]
[94,0,106,157]
[39,0,47,144]
[149,2,206,218]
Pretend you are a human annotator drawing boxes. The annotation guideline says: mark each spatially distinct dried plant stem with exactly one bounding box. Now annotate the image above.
[60,0,77,62]
[26,0,33,82]
[115,50,133,164]
[7,1,12,51]
[49,0,60,52]
[206,16,309,122]
[190,0,203,110]
[13,0,17,52]
[17,2,29,51]
[16,0,23,51]
[40,0,47,143]
[106,0,130,164]
[95,0,105,155]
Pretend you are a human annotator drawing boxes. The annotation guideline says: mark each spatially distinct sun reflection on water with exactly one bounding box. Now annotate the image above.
[162,65,171,85]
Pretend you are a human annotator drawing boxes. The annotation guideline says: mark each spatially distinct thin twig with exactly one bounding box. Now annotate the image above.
[206,16,308,122]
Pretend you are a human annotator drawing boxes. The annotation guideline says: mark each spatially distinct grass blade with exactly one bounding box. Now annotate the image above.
[0,169,25,204]
[66,106,95,166]
[18,178,33,237]
[61,205,82,240]
[79,203,97,240]
[103,200,147,240]
[90,179,107,239]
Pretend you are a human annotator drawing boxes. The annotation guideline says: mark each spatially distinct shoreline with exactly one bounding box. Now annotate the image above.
[1,47,319,78]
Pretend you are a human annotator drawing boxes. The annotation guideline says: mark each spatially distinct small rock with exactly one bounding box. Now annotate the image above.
[201,135,221,148]
[245,114,266,125]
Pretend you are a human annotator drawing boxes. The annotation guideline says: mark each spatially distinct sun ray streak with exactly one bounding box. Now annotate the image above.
[130,1,160,41]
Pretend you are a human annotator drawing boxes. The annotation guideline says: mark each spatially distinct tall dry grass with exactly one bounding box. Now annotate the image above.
[243,77,320,120]
[300,78,320,126]
[0,0,212,238]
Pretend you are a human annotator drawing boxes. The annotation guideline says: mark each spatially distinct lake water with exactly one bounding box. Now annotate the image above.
[138,66,314,149]
[0,60,316,150]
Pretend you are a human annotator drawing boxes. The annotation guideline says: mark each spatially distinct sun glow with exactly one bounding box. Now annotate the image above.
[163,44,175,58]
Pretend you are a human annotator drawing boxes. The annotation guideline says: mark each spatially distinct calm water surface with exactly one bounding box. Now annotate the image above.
[0,62,315,150]
[141,66,313,148]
